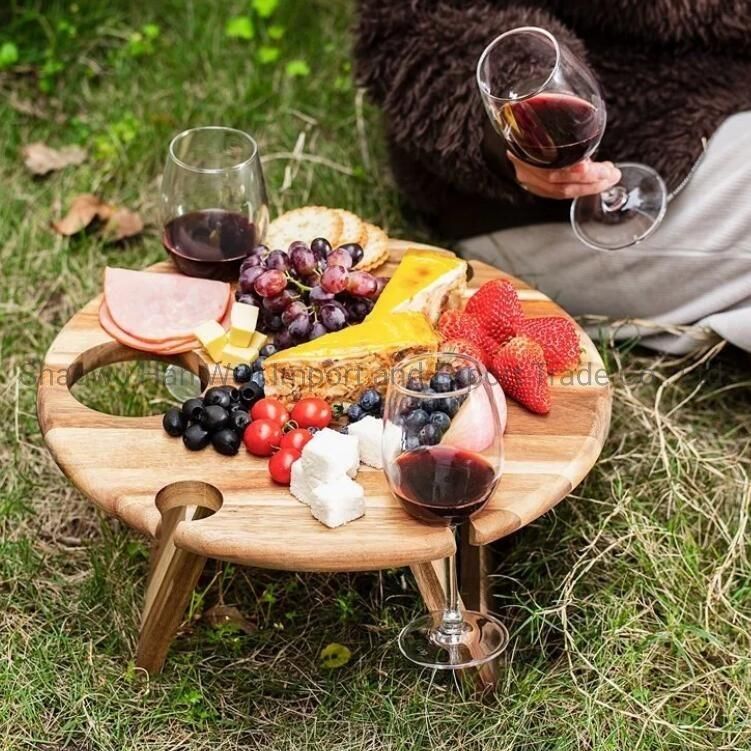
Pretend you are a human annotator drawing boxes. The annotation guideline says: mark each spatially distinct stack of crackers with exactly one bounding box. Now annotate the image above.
[265,207,390,272]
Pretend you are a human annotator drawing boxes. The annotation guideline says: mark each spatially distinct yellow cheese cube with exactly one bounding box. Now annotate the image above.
[229,302,259,347]
[220,343,260,369]
[194,320,228,363]
[250,330,268,351]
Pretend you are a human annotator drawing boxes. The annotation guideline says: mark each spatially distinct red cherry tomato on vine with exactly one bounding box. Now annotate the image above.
[243,419,282,457]
[268,448,301,485]
[290,398,332,429]
[280,428,314,452]
[251,397,290,427]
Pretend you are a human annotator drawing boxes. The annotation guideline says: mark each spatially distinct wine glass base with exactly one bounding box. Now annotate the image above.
[398,610,509,670]
[164,364,202,403]
[571,162,667,251]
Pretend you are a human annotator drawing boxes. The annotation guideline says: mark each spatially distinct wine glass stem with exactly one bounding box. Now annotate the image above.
[437,526,465,639]
[601,185,628,213]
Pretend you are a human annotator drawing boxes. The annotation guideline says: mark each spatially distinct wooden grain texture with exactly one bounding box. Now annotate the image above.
[37,239,611,571]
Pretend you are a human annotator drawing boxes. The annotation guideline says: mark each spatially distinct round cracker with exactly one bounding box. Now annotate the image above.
[266,206,343,251]
[333,209,365,246]
[357,222,390,271]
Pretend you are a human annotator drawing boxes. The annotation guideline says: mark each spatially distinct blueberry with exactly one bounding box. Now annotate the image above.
[233,364,252,383]
[404,435,420,451]
[239,382,263,408]
[429,411,451,433]
[399,395,420,415]
[162,407,187,437]
[200,404,230,433]
[252,356,266,373]
[260,343,277,357]
[456,365,480,388]
[204,386,231,409]
[405,375,424,392]
[212,428,241,456]
[181,397,204,422]
[250,370,265,391]
[183,423,210,451]
[347,404,365,422]
[430,372,455,393]
[358,388,381,412]
[434,396,460,417]
[404,408,429,433]
[421,388,438,413]
[418,423,441,446]
[231,410,251,432]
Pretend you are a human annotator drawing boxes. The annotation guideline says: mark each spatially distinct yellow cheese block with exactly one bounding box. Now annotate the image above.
[229,302,259,347]
[250,330,268,351]
[220,343,260,369]
[194,320,228,363]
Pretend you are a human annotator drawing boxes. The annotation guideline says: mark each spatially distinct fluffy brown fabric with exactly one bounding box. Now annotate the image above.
[355,0,751,237]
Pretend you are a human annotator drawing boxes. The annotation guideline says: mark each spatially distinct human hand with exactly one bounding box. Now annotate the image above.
[507,152,621,199]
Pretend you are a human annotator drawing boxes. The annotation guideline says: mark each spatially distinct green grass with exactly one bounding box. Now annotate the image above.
[2,1,751,749]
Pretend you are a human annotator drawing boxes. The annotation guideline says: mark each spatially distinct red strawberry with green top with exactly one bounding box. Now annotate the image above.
[519,316,581,375]
[438,310,496,355]
[466,279,523,344]
[490,335,551,415]
[441,337,488,366]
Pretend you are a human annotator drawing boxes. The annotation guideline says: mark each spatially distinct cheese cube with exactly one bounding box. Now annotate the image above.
[194,320,228,363]
[309,475,365,528]
[347,416,384,469]
[289,460,312,506]
[229,303,259,347]
[301,428,359,484]
[250,330,268,351]
[219,343,259,368]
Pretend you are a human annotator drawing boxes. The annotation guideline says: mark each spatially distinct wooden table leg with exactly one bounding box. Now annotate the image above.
[135,503,212,674]
[459,525,491,614]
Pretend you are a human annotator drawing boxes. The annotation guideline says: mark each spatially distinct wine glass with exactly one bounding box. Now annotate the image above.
[160,126,269,401]
[383,352,509,669]
[477,26,667,251]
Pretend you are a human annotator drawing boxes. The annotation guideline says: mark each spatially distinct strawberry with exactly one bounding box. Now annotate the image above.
[437,310,496,354]
[441,337,488,366]
[519,316,581,374]
[465,279,523,344]
[489,335,551,415]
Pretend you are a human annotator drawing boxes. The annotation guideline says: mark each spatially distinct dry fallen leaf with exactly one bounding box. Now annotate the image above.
[202,604,256,634]
[22,142,87,176]
[52,194,114,236]
[103,207,144,242]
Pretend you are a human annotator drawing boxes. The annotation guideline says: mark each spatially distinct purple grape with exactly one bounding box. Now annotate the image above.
[319,303,347,332]
[311,237,332,258]
[338,243,364,266]
[320,265,349,294]
[274,329,295,349]
[374,277,388,297]
[326,249,353,270]
[290,246,317,276]
[236,292,260,307]
[281,300,308,325]
[309,285,335,304]
[348,298,373,322]
[265,313,283,332]
[239,265,265,293]
[262,289,294,313]
[254,269,287,298]
[240,254,263,272]
[252,244,269,256]
[347,270,378,297]
[288,313,312,339]
[310,321,327,340]
[266,250,289,272]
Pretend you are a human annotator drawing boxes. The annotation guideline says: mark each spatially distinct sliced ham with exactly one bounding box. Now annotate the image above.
[104,267,230,342]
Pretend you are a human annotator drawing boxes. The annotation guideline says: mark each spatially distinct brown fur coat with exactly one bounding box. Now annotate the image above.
[355,0,751,236]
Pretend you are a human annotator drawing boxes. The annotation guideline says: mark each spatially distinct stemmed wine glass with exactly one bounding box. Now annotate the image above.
[477,26,667,251]
[383,352,508,669]
[160,126,269,401]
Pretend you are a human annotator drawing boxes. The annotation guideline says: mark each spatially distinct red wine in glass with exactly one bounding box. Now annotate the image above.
[393,446,497,526]
[497,92,601,168]
[162,209,256,281]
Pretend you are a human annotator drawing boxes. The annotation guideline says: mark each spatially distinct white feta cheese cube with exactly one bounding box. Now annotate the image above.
[301,428,359,483]
[289,460,313,506]
[309,475,365,528]
[347,416,384,469]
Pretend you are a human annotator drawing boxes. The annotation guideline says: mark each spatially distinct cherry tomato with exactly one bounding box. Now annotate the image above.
[268,447,301,485]
[280,427,314,452]
[243,419,282,457]
[250,397,290,427]
[290,397,332,429]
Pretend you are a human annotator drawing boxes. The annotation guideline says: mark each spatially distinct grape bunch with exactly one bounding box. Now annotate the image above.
[235,238,386,349]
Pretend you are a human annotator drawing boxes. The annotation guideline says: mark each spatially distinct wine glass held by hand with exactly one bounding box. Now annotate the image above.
[477,26,667,251]
[383,352,509,669]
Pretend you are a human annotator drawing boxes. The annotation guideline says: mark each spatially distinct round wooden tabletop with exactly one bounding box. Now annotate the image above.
[37,240,611,573]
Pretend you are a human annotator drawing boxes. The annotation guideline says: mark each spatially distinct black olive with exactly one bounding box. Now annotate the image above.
[239,382,263,407]
[204,386,231,409]
[224,386,240,403]
[212,428,241,456]
[181,397,205,422]
[183,423,210,451]
[233,363,252,383]
[200,404,230,433]
[231,410,251,432]
[251,356,266,373]
[162,407,187,437]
